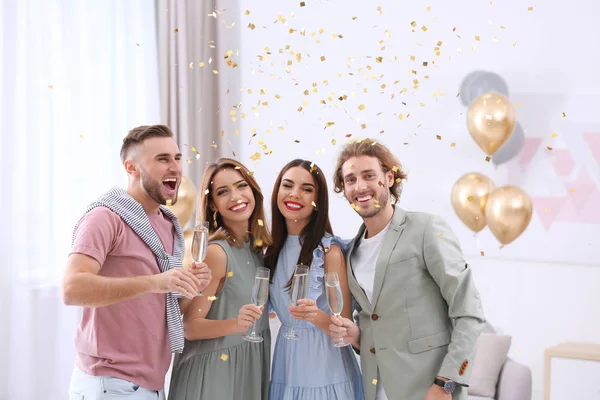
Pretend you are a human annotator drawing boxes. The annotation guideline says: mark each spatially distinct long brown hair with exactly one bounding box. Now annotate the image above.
[264,159,333,284]
[196,158,272,253]
[333,138,408,204]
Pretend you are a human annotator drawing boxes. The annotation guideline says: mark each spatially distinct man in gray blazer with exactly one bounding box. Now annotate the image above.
[329,139,486,400]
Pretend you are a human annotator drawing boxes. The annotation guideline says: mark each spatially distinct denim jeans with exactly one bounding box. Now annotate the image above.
[68,366,166,400]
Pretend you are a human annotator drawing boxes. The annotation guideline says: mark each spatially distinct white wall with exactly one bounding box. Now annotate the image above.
[225,1,600,398]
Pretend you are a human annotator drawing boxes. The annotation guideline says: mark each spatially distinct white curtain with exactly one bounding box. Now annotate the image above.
[0,1,161,399]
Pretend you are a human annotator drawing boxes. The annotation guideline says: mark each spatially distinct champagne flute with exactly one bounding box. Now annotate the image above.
[284,265,309,340]
[325,272,350,347]
[242,267,270,343]
[190,221,210,296]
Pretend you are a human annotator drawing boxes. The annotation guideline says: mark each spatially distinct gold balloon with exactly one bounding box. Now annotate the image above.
[166,176,197,228]
[182,229,194,269]
[467,92,516,155]
[451,173,496,232]
[485,186,532,245]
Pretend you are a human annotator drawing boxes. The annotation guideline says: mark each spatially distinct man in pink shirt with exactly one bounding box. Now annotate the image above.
[62,125,211,399]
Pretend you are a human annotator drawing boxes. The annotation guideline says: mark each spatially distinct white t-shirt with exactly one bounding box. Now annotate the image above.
[351,220,392,400]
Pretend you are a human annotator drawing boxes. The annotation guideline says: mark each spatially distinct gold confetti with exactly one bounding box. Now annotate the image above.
[569,188,576,193]
[546,146,553,151]
[392,166,399,172]
[480,251,485,256]
[255,239,264,246]
[421,26,428,32]
[552,133,558,138]
[426,5,431,11]
[227,271,234,277]
[48,84,53,89]
[544,207,550,213]
[258,219,264,226]
[528,6,533,11]
[311,201,317,208]
[174,28,179,33]
[358,104,366,111]
[562,112,567,118]
[212,70,219,75]
[517,102,523,107]
[374,199,380,208]
[300,1,306,6]
[245,10,251,15]
[248,23,256,30]
[204,189,210,194]
[467,196,474,202]
[485,156,491,162]
[361,124,366,129]
[166,199,172,206]
[475,35,480,41]
[376,5,383,15]
[372,379,378,385]
[516,348,521,355]
[331,139,337,145]
[220,353,229,361]
[208,296,218,301]
[450,142,456,147]
[436,135,442,140]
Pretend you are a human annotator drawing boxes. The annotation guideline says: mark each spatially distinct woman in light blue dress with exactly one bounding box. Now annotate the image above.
[265,159,363,400]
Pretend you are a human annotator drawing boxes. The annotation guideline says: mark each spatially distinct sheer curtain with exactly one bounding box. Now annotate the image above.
[0,1,161,399]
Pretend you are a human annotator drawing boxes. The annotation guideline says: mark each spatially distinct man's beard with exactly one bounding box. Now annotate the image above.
[140,168,178,206]
[355,188,389,219]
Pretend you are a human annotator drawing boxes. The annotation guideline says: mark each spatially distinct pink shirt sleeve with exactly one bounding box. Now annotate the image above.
[71,207,121,266]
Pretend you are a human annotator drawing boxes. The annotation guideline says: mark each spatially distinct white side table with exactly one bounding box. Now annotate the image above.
[544,342,600,400]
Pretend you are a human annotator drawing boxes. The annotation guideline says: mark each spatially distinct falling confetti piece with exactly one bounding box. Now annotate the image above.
[528,6,534,11]
[485,156,491,162]
[481,251,485,256]
[320,56,326,61]
[374,199,380,208]
[436,135,442,140]
[208,296,218,301]
[467,196,474,202]
[166,199,172,206]
[562,112,567,118]
[552,132,558,138]
[255,239,264,246]
[245,10,250,15]
[358,104,366,111]
[544,207,550,212]
[311,201,317,208]
[48,84,53,89]
[227,271,234,277]
[372,379,378,385]
[220,354,229,361]
[546,146,553,150]
[421,26,428,32]
[516,348,521,355]
[450,142,456,147]
[517,102,523,107]
[174,28,179,33]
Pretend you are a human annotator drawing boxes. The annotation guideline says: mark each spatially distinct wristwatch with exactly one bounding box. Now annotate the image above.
[434,378,456,393]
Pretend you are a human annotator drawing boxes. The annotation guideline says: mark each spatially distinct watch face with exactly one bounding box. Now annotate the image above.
[444,380,456,393]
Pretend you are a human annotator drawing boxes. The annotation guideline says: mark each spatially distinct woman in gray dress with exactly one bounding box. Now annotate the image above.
[168,158,273,400]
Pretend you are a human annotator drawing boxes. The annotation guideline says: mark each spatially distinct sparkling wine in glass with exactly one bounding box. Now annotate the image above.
[243,267,270,343]
[284,265,309,340]
[325,272,350,347]
[190,221,210,296]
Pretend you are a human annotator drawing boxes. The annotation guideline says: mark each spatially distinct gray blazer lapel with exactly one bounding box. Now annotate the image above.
[371,208,407,308]
[346,225,371,312]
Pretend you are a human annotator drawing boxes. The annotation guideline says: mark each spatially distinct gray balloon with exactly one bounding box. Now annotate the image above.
[492,123,525,166]
[459,70,509,107]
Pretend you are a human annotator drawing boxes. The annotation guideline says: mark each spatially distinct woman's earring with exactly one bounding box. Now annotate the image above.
[213,210,218,228]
